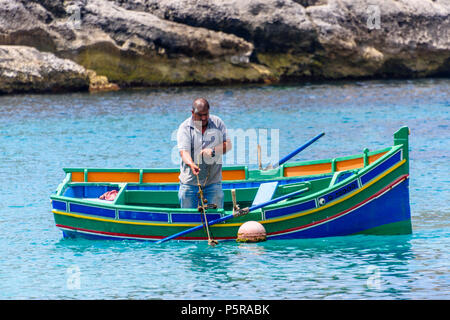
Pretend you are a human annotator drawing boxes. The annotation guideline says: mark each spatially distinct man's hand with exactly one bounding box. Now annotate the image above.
[180,150,201,175]
[189,163,200,175]
[200,148,214,158]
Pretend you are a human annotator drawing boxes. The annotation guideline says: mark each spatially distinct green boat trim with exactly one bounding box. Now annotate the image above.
[50,126,412,241]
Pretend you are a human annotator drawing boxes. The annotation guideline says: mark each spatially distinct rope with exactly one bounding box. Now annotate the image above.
[196,153,217,246]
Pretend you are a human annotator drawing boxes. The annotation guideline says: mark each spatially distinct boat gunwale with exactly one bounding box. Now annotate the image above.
[262,145,403,210]
[51,159,408,228]
[61,146,392,184]
[51,144,404,216]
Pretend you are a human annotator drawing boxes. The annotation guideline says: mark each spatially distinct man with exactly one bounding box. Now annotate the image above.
[177,98,232,209]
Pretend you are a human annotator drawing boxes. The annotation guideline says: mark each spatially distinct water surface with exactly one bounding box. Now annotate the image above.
[0,79,448,299]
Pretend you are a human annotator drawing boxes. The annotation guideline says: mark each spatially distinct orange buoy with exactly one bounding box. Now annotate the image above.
[236,221,267,243]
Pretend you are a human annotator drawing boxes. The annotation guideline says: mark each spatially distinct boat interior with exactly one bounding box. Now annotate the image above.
[56,148,391,211]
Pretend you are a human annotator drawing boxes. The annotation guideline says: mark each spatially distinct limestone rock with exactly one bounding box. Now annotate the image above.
[0,0,267,87]
[306,0,450,78]
[114,0,450,79]
[87,69,120,92]
[0,0,448,93]
[0,45,89,94]
[114,0,318,53]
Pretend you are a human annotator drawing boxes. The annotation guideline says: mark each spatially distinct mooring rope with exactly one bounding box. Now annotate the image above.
[196,153,217,246]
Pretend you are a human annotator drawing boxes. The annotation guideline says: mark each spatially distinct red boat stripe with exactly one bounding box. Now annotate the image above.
[56,225,164,240]
[56,224,236,241]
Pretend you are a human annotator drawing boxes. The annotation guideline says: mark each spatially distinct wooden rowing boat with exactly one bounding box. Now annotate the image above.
[50,127,412,241]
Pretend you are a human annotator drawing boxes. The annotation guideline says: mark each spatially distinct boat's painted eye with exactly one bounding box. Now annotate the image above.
[318,198,326,206]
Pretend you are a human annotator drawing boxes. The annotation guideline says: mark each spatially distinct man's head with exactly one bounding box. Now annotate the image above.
[192,98,210,128]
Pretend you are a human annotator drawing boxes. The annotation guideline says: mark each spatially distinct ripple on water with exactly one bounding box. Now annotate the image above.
[0,79,449,299]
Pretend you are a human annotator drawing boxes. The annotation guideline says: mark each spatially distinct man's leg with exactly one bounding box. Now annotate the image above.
[178,183,199,209]
[203,183,224,208]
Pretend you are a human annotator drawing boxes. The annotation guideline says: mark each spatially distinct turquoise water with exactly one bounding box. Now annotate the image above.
[0,79,449,299]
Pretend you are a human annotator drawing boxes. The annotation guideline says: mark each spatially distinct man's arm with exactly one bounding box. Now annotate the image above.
[215,139,232,155]
[201,139,232,157]
[179,150,200,175]
[177,123,201,176]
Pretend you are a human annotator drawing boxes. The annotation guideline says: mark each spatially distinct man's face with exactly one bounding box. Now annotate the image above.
[192,108,209,128]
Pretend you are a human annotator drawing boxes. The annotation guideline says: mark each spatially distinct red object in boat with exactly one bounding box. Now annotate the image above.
[99,190,118,201]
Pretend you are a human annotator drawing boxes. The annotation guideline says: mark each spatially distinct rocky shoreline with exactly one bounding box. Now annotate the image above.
[0,0,449,94]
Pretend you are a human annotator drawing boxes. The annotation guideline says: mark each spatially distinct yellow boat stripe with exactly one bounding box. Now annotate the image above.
[53,159,406,228]
[220,158,406,227]
[52,210,198,227]
[257,159,406,225]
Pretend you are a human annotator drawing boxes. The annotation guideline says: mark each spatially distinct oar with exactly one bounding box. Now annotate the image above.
[267,132,325,169]
[156,186,309,244]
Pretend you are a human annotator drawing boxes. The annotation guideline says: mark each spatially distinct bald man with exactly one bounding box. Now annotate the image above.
[176,98,232,208]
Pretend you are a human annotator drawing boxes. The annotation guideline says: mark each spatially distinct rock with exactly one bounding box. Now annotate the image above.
[114,0,318,53]
[0,45,89,94]
[0,0,270,88]
[293,0,328,6]
[0,0,448,93]
[73,0,267,86]
[115,0,450,80]
[305,0,450,78]
[112,0,323,81]
[87,69,120,92]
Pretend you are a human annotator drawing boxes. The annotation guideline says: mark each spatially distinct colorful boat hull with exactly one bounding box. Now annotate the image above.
[50,127,412,241]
